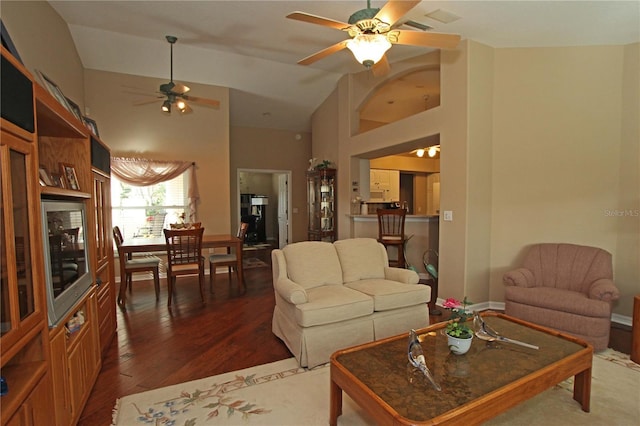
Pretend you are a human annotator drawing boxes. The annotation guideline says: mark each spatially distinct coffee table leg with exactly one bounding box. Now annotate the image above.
[330,379,342,426]
[573,367,591,412]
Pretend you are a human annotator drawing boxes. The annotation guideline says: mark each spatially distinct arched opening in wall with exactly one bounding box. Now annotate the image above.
[356,65,440,134]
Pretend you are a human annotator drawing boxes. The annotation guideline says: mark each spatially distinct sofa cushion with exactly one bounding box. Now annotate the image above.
[505,286,611,318]
[345,279,430,311]
[283,241,343,289]
[295,285,374,327]
[334,238,386,283]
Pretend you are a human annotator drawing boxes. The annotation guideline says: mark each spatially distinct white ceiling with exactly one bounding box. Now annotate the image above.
[49,0,640,132]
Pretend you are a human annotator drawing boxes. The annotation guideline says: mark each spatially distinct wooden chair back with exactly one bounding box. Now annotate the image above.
[164,227,205,267]
[377,209,406,242]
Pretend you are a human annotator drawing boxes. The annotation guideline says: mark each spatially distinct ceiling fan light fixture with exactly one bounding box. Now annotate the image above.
[161,100,171,113]
[176,99,186,111]
[346,33,391,68]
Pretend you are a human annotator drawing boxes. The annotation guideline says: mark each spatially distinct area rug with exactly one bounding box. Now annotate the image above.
[112,349,639,425]
[242,257,268,269]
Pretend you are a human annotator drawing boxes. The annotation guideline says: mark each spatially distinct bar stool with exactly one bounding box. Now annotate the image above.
[376,208,407,268]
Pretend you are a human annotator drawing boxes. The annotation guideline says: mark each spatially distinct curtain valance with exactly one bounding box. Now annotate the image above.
[111,157,200,222]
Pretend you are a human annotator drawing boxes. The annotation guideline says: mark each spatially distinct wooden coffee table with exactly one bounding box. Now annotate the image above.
[330,312,592,425]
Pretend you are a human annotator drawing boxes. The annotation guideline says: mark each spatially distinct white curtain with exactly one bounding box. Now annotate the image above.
[111,157,200,222]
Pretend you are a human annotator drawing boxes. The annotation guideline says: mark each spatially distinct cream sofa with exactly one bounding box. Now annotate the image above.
[271,238,431,368]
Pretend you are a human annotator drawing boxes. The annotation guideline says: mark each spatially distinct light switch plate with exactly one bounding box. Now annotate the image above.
[443,210,453,221]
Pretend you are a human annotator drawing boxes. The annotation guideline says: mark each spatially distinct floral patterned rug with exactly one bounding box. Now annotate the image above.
[112,349,639,425]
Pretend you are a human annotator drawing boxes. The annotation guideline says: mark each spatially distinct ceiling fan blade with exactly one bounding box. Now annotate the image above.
[133,98,162,106]
[287,11,350,31]
[388,30,461,49]
[172,83,190,95]
[371,55,391,77]
[181,95,220,109]
[375,0,421,27]
[298,40,349,65]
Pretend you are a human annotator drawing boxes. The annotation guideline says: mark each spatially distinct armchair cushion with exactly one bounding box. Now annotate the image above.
[504,286,611,318]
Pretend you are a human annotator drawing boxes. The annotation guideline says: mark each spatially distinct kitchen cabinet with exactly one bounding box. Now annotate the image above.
[307,168,336,241]
[369,169,400,202]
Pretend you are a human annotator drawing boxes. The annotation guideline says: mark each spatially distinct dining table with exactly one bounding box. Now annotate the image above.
[116,233,244,307]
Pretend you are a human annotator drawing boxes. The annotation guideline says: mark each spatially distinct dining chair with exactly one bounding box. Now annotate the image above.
[113,226,161,300]
[376,208,407,268]
[209,222,248,292]
[163,227,205,307]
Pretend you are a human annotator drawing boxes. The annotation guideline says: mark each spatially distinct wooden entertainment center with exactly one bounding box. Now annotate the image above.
[1,46,116,425]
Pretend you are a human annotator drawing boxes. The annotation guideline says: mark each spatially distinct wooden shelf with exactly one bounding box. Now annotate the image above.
[40,186,91,199]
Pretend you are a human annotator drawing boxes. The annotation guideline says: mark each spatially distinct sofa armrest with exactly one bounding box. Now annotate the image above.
[384,267,419,284]
[589,278,620,302]
[274,277,308,305]
[503,268,535,287]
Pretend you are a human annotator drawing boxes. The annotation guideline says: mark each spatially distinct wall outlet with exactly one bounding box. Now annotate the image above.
[443,210,453,221]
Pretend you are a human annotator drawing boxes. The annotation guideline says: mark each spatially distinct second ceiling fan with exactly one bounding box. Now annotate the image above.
[287,0,460,75]
[135,35,220,114]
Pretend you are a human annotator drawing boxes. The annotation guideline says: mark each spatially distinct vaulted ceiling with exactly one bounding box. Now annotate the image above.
[49,1,640,132]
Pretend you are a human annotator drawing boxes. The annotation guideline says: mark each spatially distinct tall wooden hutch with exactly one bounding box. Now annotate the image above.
[307,168,336,242]
[1,46,115,425]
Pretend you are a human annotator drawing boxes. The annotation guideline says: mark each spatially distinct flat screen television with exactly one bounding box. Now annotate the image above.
[41,199,93,326]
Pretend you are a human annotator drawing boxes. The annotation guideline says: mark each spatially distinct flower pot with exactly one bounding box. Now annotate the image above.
[447,333,473,355]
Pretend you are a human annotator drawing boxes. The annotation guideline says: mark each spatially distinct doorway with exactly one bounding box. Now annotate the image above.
[237,169,291,249]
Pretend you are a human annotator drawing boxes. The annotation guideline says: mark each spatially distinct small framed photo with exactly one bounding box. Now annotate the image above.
[35,70,74,116]
[50,173,65,189]
[82,116,99,137]
[38,166,53,186]
[65,97,83,123]
[60,163,80,191]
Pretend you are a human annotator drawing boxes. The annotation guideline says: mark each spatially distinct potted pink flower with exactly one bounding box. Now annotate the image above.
[442,297,474,354]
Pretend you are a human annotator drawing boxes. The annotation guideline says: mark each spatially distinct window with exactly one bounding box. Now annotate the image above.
[111,173,188,240]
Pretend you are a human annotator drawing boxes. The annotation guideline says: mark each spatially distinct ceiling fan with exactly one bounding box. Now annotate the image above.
[287,0,460,75]
[133,35,220,114]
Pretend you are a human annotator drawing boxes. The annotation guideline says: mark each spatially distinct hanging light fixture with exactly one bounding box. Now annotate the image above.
[161,100,171,113]
[346,33,392,68]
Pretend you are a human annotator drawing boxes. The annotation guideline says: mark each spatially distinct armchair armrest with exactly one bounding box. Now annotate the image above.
[589,278,620,302]
[503,268,535,288]
[384,267,419,284]
[274,277,308,305]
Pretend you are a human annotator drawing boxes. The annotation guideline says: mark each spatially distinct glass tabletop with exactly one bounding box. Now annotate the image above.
[335,314,587,422]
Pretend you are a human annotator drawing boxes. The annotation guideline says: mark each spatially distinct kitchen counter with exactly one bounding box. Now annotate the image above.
[347,214,439,273]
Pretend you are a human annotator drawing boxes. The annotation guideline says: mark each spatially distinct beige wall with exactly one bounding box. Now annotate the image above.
[1,1,85,107]
[230,127,311,243]
[314,41,638,319]
[84,69,231,234]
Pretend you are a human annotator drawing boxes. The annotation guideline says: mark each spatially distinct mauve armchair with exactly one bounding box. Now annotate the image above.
[503,243,619,351]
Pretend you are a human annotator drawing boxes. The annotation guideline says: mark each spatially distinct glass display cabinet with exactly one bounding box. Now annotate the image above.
[307,168,336,242]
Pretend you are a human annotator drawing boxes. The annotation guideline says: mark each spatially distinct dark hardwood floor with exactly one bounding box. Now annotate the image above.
[79,250,632,425]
